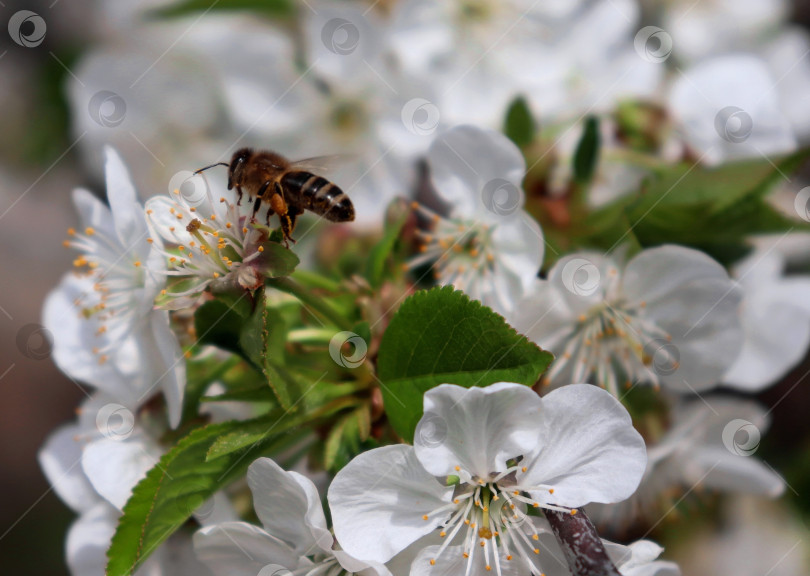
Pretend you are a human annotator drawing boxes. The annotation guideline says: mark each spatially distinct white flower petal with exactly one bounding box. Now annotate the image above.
[546,252,617,316]
[145,196,196,246]
[724,279,810,390]
[410,544,521,576]
[150,310,186,428]
[669,56,796,164]
[82,433,162,511]
[66,502,119,576]
[72,188,117,240]
[521,384,646,507]
[38,424,99,513]
[429,126,525,218]
[43,274,140,405]
[673,446,784,498]
[645,277,743,392]
[414,383,543,479]
[622,245,730,305]
[247,458,332,556]
[104,146,150,254]
[328,444,453,563]
[332,549,392,576]
[193,523,303,576]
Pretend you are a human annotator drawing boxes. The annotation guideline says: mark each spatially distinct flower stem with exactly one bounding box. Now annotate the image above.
[544,508,621,576]
[266,276,353,331]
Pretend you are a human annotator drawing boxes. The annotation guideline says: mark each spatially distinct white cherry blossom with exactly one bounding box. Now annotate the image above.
[669,55,796,165]
[194,457,392,576]
[44,147,185,427]
[723,245,810,391]
[513,245,744,395]
[328,382,646,576]
[144,172,279,308]
[409,125,544,316]
[38,394,219,576]
[587,396,784,529]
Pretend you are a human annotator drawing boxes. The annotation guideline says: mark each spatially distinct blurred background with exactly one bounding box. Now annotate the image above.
[3,0,810,574]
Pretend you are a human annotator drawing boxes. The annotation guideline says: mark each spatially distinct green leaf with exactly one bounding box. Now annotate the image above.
[152,0,293,19]
[194,299,247,352]
[580,149,810,265]
[324,405,370,471]
[503,96,535,148]
[365,200,410,288]
[377,286,554,441]
[195,290,298,409]
[252,241,300,279]
[106,417,292,576]
[573,116,601,184]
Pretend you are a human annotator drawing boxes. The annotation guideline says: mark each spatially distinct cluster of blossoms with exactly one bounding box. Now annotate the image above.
[35,0,810,575]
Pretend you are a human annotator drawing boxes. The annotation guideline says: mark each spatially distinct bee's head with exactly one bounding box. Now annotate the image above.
[228,148,253,189]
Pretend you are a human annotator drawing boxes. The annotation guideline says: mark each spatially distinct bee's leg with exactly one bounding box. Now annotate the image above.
[286,205,303,237]
[236,185,244,206]
[253,181,272,223]
[269,190,295,246]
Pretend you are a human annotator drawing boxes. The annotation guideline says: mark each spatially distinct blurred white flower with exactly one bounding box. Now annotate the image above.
[588,396,785,529]
[669,55,796,165]
[194,457,391,576]
[44,147,185,427]
[673,496,809,576]
[513,245,744,395]
[328,383,646,575]
[723,248,810,391]
[662,0,789,63]
[37,394,220,576]
[409,125,543,316]
[761,27,810,142]
[388,0,661,126]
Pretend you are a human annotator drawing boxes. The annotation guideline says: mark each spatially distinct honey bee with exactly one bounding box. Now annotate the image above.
[194,148,354,244]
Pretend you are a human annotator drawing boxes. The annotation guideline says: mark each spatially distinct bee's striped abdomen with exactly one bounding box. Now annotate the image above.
[281,171,355,222]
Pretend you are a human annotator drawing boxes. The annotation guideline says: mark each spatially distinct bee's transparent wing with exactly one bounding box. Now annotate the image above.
[288,154,354,174]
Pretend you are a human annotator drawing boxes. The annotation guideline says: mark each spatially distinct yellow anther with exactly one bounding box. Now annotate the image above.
[429,559,435,566]
[85,227,95,235]
[67,228,76,235]
[258,246,264,252]
[422,515,428,521]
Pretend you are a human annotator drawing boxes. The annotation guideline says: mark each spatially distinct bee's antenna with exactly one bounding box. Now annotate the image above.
[193,162,229,175]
